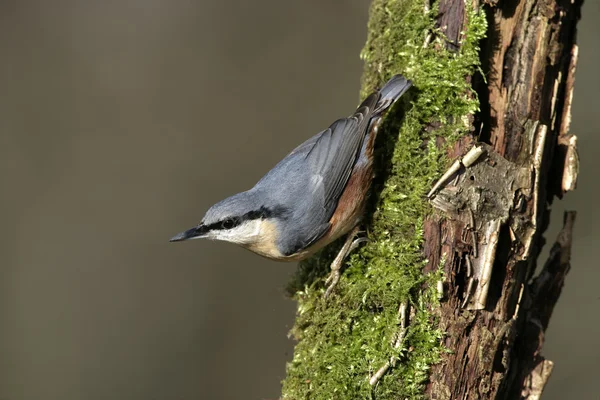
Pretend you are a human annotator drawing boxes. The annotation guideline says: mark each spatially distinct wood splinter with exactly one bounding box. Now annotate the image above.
[427,146,485,199]
[560,134,579,194]
[469,218,502,310]
[461,277,476,309]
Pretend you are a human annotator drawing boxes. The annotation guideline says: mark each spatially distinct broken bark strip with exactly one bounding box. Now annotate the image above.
[513,211,576,400]
[425,1,581,399]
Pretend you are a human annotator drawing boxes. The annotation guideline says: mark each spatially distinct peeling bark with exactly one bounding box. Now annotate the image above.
[425,0,581,399]
[282,0,582,398]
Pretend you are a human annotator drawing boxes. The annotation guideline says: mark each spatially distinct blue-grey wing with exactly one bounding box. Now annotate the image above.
[253,75,412,254]
[300,74,412,222]
[252,94,379,255]
[303,92,379,220]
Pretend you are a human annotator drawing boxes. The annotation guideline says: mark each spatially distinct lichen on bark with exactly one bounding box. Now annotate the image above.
[282,1,487,399]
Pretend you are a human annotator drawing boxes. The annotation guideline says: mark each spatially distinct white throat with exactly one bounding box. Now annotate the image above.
[205,219,264,245]
[202,218,285,260]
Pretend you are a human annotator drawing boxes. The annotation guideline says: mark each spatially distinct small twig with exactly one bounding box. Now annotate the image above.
[394,303,408,349]
[512,284,524,320]
[369,361,391,387]
[427,146,485,198]
[428,160,462,199]
[369,303,408,386]
[462,146,485,167]
[461,277,476,308]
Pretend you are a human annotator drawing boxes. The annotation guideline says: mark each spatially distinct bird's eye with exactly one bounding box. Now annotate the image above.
[221,219,235,229]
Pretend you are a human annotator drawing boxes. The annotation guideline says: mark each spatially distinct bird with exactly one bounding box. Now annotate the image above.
[170,74,412,296]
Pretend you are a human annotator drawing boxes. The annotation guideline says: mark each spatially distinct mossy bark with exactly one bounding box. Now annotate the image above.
[282,1,582,399]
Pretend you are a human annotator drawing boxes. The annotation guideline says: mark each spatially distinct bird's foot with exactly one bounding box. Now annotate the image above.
[324,227,367,298]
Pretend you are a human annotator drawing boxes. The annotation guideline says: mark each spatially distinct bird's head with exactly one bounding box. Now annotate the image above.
[169,190,288,259]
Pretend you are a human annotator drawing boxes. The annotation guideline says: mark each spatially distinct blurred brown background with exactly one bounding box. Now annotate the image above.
[0,1,597,399]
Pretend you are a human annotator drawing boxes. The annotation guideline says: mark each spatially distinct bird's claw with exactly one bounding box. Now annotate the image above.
[349,237,368,252]
[324,270,340,298]
[323,228,367,299]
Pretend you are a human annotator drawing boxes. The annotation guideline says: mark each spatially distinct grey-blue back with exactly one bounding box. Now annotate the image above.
[247,75,411,256]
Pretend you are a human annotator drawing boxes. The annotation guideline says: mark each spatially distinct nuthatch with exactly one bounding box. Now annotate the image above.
[170,75,412,296]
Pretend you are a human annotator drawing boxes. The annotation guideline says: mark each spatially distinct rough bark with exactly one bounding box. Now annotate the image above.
[425,0,581,399]
[281,1,581,398]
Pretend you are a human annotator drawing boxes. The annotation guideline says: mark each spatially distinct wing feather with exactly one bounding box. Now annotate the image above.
[254,75,412,255]
[304,93,379,220]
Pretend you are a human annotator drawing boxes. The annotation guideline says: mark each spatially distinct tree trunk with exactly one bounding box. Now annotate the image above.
[282,1,581,399]
[426,0,581,398]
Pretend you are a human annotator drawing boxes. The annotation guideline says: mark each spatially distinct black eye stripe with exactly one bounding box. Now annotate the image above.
[205,206,289,232]
[205,218,239,232]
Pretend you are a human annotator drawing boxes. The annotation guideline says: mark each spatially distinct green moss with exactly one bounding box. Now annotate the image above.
[282,1,487,399]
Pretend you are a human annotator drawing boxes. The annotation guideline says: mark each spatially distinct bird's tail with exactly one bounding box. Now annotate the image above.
[373,74,412,114]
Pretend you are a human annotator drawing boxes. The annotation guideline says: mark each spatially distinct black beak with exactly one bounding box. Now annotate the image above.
[169,224,207,242]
